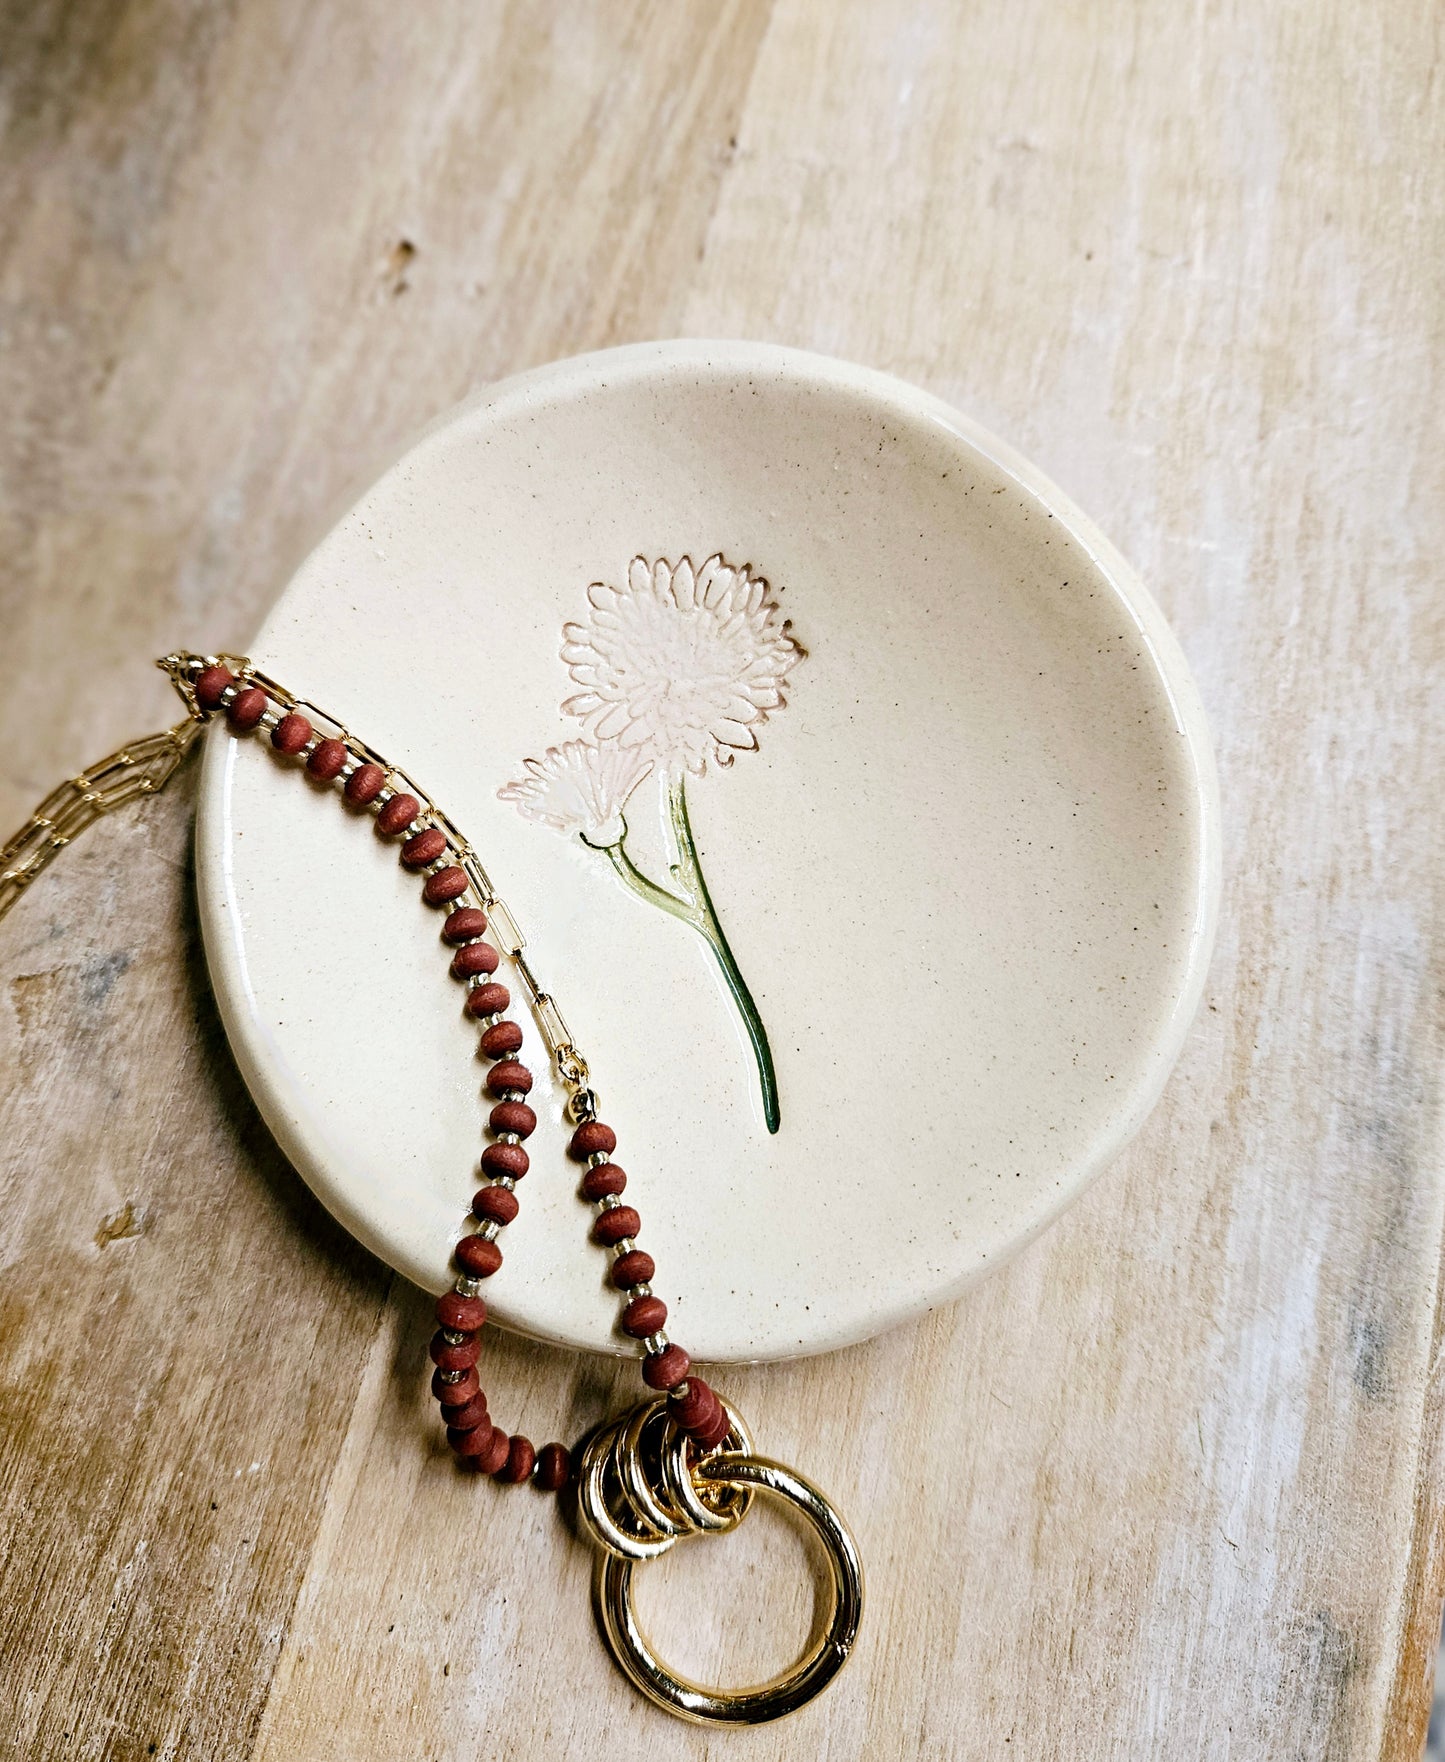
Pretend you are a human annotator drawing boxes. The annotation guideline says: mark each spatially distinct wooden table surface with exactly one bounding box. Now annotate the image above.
[2,3,1442,1757]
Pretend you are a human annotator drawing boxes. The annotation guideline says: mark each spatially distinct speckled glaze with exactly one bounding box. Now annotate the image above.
[195,340,1220,1364]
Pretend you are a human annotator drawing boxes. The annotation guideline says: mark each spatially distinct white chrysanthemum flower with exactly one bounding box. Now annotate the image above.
[559,555,803,775]
[498,741,652,847]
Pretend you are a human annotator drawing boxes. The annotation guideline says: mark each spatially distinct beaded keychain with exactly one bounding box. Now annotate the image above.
[0,651,863,1727]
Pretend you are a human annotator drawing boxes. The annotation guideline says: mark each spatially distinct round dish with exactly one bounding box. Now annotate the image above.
[196,340,1219,1363]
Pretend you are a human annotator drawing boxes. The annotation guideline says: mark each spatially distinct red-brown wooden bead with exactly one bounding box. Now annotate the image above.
[443,907,488,943]
[227,686,268,730]
[474,1426,511,1474]
[455,1235,503,1278]
[472,1185,520,1226]
[194,665,234,712]
[437,1374,482,1416]
[436,1291,487,1332]
[643,1344,691,1391]
[444,1395,489,1433]
[271,712,312,754]
[569,1121,618,1160]
[581,1162,626,1201]
[451,1419,497,1457]
[481,1141,529,1180]
[429,1330,481,1371]
[479,1021,523,1059]
[423,866,468,905]
[683,1401,727,1451]
[593,1205,641,1247]
[622,1295,667,1338]
[376,792,420,836]
[457,944,502,985]
[611,1250,655,1289]
[487,1060,532,1097]
[465,985,510,1020]
[345,761,385,803]
[534,1443,570,1492]
[670,1377,719,1432]
[432,1366,479,1405]
[496,1435,535,1483]
[307,737,349,780]
[464,987,508,1022]
[401,827,447,869]
[690,1402,732,1452]
[489,1100,537,1139]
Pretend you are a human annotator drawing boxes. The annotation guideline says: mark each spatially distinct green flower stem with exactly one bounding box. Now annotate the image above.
[600,837,694,923]
[593,783,781,1134]
[666,776,781,1135]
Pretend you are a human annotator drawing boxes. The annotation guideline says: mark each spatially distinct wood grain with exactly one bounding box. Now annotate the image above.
[1,1,1441,1757]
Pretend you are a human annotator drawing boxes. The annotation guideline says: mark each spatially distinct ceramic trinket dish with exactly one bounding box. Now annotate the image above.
[196,340,1219,1363]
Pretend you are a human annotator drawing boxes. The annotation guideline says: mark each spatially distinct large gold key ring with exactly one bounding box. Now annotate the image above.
[577,1396,865,1724]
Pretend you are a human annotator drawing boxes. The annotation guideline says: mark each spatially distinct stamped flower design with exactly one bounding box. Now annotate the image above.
[499,741,654,850]
[501,554,804,1132]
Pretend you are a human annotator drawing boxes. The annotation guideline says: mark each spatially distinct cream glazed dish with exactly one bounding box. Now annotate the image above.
[195,339,1220,1364]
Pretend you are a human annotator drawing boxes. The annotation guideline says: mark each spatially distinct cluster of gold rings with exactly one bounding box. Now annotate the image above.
[577,1395,865,1725]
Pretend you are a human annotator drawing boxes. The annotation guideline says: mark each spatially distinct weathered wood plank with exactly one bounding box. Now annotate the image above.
[1,0,1441,1757]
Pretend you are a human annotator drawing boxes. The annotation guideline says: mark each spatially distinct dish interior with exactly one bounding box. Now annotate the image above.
[197,342,1216,1362]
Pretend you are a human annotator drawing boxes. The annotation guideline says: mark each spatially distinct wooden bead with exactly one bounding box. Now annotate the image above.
[401,827,446,868]
[451,1419,497,1457]
[611,1250,655,1289]
[344,761,386,803]
[439,1376,485,1414]
[481,1142,529,1180]
[226,686,268,730]
[496,1435,535,1484]
[431,1367,479,1405]
[643,1344,691,1391]
[429,1330,480,1371]
[454,942,501,980]
[593,1206,641,1247]
[581,1162,626,1201]
[670,1377,718,1431]
[436,1291,487,1332]
[486,1060,533,1097]
[489,1100,536,1139]
[271,712,312,754]
[622,1295,667,1338]
[479,1021,523,1059]
[690,1401,732,1452]
[534,1443,570,1492]
[306,737,348,780]
[686,1401,725,1446]
[475,1426,511,1475]
[569,1121,617,1160]
[473,1186,520,1225]
[465,984,511,1018]
[455,1235,503,1278]
[376,792,420,835]
[464,984,507,1022]
[194,665,234,711]
[423,866,468,905]
[443,1394,489,1433]
[442,907,489,943]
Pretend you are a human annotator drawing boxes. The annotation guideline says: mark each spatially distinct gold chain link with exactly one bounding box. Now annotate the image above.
[0,720,203,921]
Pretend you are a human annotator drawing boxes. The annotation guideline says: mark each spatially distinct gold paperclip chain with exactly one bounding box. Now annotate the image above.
[0,719,203,922]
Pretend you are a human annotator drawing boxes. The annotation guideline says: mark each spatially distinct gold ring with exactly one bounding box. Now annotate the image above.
[593,1451,864,1725]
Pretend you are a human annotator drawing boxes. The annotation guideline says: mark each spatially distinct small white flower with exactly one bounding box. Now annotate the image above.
[498,740,652,847]
[560,555,803,775]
